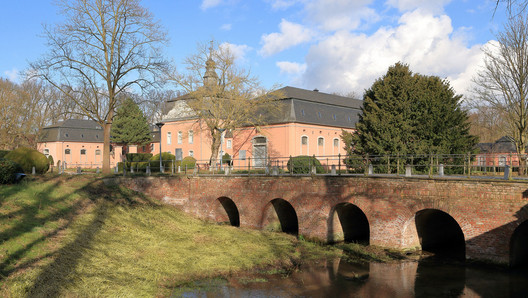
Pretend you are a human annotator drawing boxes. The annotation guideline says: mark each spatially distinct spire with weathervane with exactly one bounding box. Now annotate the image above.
[203,40,218,88]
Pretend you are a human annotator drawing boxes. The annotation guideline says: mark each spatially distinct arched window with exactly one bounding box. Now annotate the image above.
[333,138,339,148]
[43,149,50,157]
[178,131,183,144]
[167,132,172,145]
[65,149,71,155]
[317,137,324,155]
[188,130,193,144]
[189,150,194,157]
[301,135,308,155]
[80,149,86,155]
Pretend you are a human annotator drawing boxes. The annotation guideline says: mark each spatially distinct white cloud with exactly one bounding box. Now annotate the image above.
[299,9,485,95]
[201,0,222,10]
[4,68,19,82]
[220,42,252,62]
[305,0,379,31]
[386,0,452,13]
[220,23,232,31]
[259,19,315,56]
[276,61,307,75]
[266,0,300,10]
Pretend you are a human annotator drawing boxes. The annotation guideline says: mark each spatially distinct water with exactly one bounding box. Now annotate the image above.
[173,258,528,297]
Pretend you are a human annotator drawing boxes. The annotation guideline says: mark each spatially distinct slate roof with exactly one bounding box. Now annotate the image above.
[39,119,104,143]
[39,119,161,143]
[162,86,363,129]
[476,136,518,153]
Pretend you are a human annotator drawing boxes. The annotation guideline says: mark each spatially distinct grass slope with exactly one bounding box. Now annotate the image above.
[0,175,338,297]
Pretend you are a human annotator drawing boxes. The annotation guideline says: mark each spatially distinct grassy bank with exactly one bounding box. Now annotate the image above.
[0,175,343,297]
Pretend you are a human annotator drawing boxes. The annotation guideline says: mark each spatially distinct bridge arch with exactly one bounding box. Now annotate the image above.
[328,203,369,244]
[214,197,240,227]
[510,220,528,268]
[415,209,465,260]
[261,198,298,235]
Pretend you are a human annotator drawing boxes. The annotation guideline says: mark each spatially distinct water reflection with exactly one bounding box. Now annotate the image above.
[174,259,528,297]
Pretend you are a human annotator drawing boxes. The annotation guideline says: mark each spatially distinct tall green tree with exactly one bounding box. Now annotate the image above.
[111,98,152,149]
[344,63,477,157]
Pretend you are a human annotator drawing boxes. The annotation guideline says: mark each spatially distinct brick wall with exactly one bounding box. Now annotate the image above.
[115,175,528,265]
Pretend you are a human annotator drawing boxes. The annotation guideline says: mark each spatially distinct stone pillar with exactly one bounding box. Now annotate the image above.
[405,165,412,177]
[368,164,373,175]
[272,166,279,176]
[331,165,336,175]
[504,165,511,180]
[77,167,81,174]
[32,167,36,175]
[438,164,444,176]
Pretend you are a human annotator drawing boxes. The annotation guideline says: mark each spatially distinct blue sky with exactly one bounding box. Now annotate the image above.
[0,0,509,97]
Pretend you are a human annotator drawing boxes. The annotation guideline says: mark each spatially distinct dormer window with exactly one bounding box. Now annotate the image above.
[318,111,322,118]
[301,109,305,116]
[333,114,337,121]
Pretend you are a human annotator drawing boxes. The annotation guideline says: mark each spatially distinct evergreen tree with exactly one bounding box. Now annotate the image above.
[344,63,477,157]
[111,98,152,149]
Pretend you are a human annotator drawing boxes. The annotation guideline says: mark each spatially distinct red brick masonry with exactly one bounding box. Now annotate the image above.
[114,175,528,265]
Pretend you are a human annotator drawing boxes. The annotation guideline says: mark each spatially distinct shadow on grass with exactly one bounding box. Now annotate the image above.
[0,175,157,295]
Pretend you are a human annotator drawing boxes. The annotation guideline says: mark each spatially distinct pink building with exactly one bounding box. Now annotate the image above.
[160,86,362,169]
[37,119,160,169]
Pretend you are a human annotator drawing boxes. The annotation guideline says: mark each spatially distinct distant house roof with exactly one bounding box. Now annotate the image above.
[476,136,518,153]
[39,119,104,143]
[161,86,363,129]
[39,119,160,143]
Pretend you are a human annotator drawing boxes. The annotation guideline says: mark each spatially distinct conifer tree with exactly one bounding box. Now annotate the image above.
[111,98,152,149]
[344,63,477,157]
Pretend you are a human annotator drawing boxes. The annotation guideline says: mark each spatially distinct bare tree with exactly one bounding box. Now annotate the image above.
[170,41,282,166]
[472,12,528,172]
[30,0,168,173]
[496,0,528,16]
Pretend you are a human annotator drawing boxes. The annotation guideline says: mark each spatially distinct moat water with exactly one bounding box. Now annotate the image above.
[173,258,528,297]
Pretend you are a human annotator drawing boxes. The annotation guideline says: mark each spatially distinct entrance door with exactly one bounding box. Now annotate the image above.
[253,137,267,168]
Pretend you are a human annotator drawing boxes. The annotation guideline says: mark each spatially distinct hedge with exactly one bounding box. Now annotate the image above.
[5,147,49,174]
[287,155,324,174]
[0,158,23,184]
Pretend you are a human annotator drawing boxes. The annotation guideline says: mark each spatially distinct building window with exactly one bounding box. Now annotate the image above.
[333,114,337,121]
[80,149,86,155]
[95,149,101,155]
[239,150,246,160]
[178,131,182,144]
[189,130,193,144]
[301,109,305,116]
[478,156,485,166]
[150,143,154,151]
[318,111,322,118]
[189,150,194,157]
[348,116,351,122]
[333,138,339,148]
[43,149,50,157]
[301,136,308,145]
[226,139,232,149]
[65,149,71,155]
[81,134,84,138]
[167,132,172,145]
[318,137,324,146]
[65,133,69,138]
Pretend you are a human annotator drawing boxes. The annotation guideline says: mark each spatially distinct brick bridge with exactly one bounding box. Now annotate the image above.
[116,176,528,266]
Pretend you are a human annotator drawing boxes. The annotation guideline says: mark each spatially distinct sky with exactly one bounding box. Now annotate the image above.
[0,0,510,98]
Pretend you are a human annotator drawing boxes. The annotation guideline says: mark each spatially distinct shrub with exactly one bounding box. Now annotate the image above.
[181,156,196,170]
[287,155,324,174]
[0,158,23,184]
[5,147,49,174]
[149,152,176,172]
[0,150,9,158]
[222,153,231,165]
[125,153,153,162]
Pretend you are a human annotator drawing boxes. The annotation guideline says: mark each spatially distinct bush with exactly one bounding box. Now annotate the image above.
[0,158,23,184]
[47,155,54,166]
[181,156,196,170]
[125,153,153,162]
[150,152,176,172]
[222,153,231,165]
[287,155,324,174]
[5,147,49,174]
[0,150,9,158]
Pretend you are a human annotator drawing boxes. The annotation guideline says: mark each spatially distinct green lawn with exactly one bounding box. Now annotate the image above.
[0,175,342,297]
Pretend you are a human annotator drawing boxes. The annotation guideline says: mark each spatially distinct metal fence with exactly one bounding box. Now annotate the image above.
[55,153,528,180]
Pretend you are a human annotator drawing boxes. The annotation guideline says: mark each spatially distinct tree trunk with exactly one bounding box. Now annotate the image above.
[102,110,114,174]
[209,130,222,168]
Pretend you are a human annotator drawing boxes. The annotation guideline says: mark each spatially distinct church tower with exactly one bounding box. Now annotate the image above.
[203,41,218,88]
